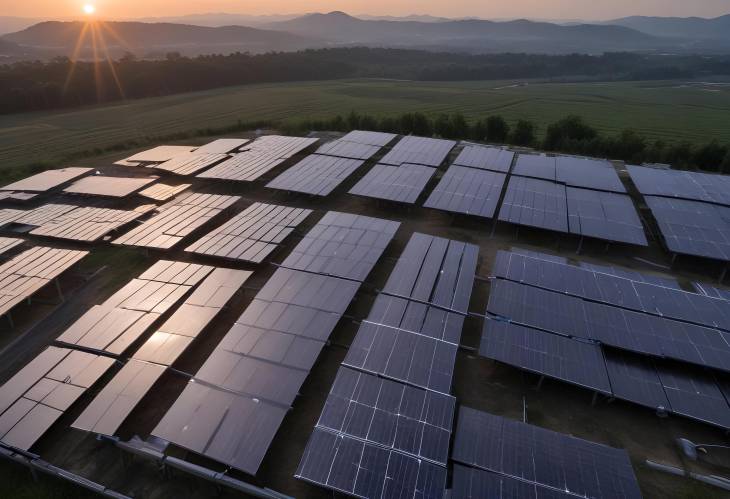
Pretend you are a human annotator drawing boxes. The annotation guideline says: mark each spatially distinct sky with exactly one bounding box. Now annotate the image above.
[4,0,730,21]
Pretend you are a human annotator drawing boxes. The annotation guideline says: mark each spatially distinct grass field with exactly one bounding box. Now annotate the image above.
[1,79,730,173]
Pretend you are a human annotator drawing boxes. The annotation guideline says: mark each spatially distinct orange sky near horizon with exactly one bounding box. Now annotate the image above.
[5,0,730,21]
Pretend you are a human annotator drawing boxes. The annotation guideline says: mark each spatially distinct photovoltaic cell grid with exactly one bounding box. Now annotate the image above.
[643,196,730,262]
[186,202,312,263]
[695,282,730,301]
[153,213,398,475]
[379,136,456,167]
[194,138,250,154]
[316,140,381,161]
[138,183,192,202]
[0,346,115,451]
[0,237,23,256]
[452,464,576,499]
[29,205,154,242]
[580,261,681,290]
[451,407,642,499]
[266,155,365,196]
[628,165,730,207]
[113,192,240,249]
[198,135,319,182]
[424,166,506,218]
[498,176,569,233]
[152,152,229,176]
[0,167,94,193]
[338,130,398,147]
[56,260,214,355]
[63,176,156,198]
[0,246,88,317]
[453,145,514,173]
[116,146,196,166]
[513,155,625,193]
[280,211,400,281]
[72,267,252,437]
[349,163,436,204]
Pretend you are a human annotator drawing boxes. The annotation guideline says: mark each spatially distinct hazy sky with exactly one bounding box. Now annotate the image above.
[5,0,730,20]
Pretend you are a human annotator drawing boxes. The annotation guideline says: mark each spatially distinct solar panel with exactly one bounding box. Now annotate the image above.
[63,176,156,197]
[296,427,447,499]
[379,136,456,167]
[453,145,514,172]
[382,232,478,314]
[498,176,569,233]
[316,140,382,160]
[480,320,612,394]
[344,321,457,394]
[0,237,23,256]
[604,350,670,410]
[643,196,730,262]
[556,156,626,193]
[452,407,642,499]
[423,166,506,218]
[581,262,681,290]
[452,464,575,499]
[138,183,192,202]
[0,347,115,450]
[266,154,365,196]
[512,154,556,181]
[1,167,94,192]
[118,146,196,165]
[113,192,240,249]
[316,367,455,465]
[186,202,312,263]
[152,381,287,476]
[628,165,730,206]
[153,152,229,176]
[29,206,153,242]
[566,188,647,245]
[695,282,730,300]
[339,130,397,147]
[349,163,436,204]
[195,138,250,154]
[0,192,37,202]
[198,135,319,182]
[0,204,77,228]
[281,211,399,281]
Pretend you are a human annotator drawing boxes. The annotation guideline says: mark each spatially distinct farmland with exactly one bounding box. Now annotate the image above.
[1,79,730,173]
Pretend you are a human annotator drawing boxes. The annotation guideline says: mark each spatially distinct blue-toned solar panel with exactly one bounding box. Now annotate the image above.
[349,163,436,204]
[296,428,447,499]
[604,350,671,410]
[556,156,626,193]
[581,262,681,290]
[628,165,730,206]
[316,367,455,465]
[453,145,514,173]
[452,464,575,499]
[566,188,647,246]
[379,136,456,167]
[266,154,365,196]
[498,176,569,234]
[695,282,730,300]
[479,320,612,394]
[452,407,642,499]
[424,166,506,218]
[512,154,556,181]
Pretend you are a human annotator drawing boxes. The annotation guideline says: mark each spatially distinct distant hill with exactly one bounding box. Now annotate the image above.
[1,21,322,58]
[0,16,42,35]
[608,14,730,40]
[264,11,665,54]
[132,13,304,28]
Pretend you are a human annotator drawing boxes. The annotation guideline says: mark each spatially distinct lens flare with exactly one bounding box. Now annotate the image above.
[83,4,95,15]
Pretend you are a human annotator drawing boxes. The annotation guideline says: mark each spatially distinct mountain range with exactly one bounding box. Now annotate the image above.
[1,11,730,60]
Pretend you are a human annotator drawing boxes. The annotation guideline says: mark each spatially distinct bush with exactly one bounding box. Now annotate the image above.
[511,120,537,147]
[544,115,598,151]
[486,116,510,143]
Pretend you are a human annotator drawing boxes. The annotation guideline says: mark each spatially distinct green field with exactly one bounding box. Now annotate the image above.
[1,79,730,172]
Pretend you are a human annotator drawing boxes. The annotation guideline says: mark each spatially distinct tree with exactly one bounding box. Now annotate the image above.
[608,130,646,162]
[449,113,469,139]
[511,120,536,147]
[485,116,509,143]
[433,113,452,138]
[346,110,362,130]
[470,119,488,141]
[544,115,597,150]
[692,140,727,172]
[721,149,730,174]
[664,142,694,170]
[412,112,432,136]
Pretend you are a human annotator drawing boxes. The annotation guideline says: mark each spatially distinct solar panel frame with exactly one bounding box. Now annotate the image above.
[452,464,576,499]
[556,156,626,193]
[512,155,556,181]
[349,163,436,204]
[566,188,647,246]
[379,136,456,167]
[498,176,569,234]
[453,145,514,172]
[423,166,506,218]
[266,154,365,196]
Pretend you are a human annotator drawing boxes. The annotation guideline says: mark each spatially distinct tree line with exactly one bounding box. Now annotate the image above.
[1,48,730,114]
[288,112,730,173]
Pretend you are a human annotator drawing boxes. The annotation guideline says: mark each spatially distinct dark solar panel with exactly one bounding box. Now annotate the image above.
[655,361,730,429]
[266,154,365,196]
[382,232,478,314]
[316,367,455,465]
[581,262,681,290]
[316,140,382,160]
[604,350,671,410]
[628,165,730,206]
[453,145,514,173]
[566,188,647,246]
[296,428,447,499]
[281,211,399,282]
[349,163,436,204]
[479,320,612,394]
[452,407,642,499]
[512,155,556,181]
[644,196,730,262]
[452,464,575,499]
[367,294,465,344]
[344,322,457,395]
[556,156,626,193]
[695,282,730,300]
[423,166,506,218]
[379,136,456,167]
[498,176,569,234]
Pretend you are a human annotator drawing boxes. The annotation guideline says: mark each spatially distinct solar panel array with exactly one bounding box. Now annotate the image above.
[266,155,365,196]
[513,155,625,193]
[424,166,506,218]
[152,152,229,176]
[379,136,456,167]
[117,146,196,166]
[453,145,514,173]
[56,260,214,355]
[350,163,436,204]
[0,167,94,193]
[0,346,115,451]
[499,176,569,233]
[628,165,730,206]
[63,176,156,198]
[198,135,318,182]
[113,192,239,249]
[72,267,251,436]
[0,237,23,256]
[0,246,88,317]
[482,249,730,428]
[297,231,477,498]
[138,182,192,202]
[152,212,399,475]
[451,407,642,499]
[194,138,250,154]
[186,202,312,263]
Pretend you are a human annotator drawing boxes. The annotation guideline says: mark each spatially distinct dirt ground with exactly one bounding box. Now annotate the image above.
[0,131,728,499]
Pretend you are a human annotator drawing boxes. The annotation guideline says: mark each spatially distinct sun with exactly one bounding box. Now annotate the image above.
[83,4,95,15]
